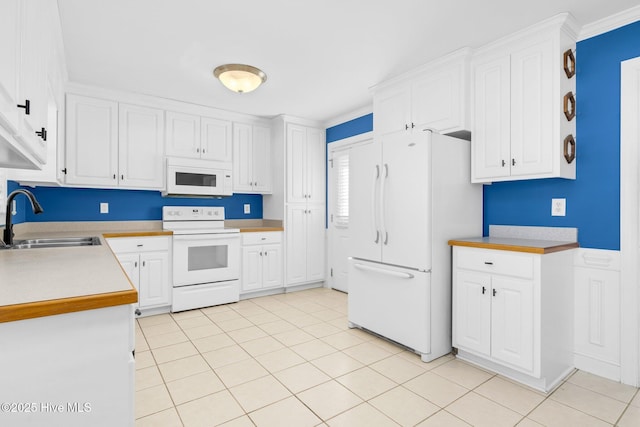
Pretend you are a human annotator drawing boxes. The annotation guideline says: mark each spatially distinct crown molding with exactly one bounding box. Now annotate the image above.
[579,5,640,41]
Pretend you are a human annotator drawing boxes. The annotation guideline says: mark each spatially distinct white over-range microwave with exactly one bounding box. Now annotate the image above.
[163,157,233,197]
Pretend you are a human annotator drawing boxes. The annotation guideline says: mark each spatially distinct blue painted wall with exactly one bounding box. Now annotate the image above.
[326,114,373,143]
[483,21,640,250]
[324,22,640,251]
[8,181,262,223]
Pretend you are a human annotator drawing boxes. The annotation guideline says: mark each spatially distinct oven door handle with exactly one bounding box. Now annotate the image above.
[173,234,239,241]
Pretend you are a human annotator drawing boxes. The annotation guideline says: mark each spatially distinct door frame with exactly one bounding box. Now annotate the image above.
[620,56,640,387]
[326,131,373,290]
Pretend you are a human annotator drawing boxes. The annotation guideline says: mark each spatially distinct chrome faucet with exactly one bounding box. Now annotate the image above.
[2,189,44,247]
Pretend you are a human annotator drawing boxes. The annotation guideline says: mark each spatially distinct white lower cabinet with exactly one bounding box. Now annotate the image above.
[241,232,283,293]
[452,245,574,392]
[107,236,171,316]
[0,304,135,427]
[286,204,325,286]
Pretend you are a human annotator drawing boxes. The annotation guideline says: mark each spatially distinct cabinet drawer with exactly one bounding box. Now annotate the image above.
[456,247,535,279]
[242,232,282,246]
[107,236,170,253]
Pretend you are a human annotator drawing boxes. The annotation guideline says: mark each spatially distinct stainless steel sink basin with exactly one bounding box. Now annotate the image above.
[4,236,102,249]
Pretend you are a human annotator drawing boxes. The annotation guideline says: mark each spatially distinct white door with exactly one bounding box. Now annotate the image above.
[201,117,232,162]
[472,55,511,181]
[233,122,253,192]
[242,245,262,292]
[65,94,118,186]
[286,205,307,285]
[165,111,200,158]
[328,148,351,292]
[262,244,283,289]
[491,275,534,372]
[306,205,325,283]
[140,251,170,308]
[118,103,164,189]
[115,253,140,293]
[373,84,411,136]
[306,127,325,204]
[0,0,20,135]
[349,139,381,262]
[286,124,307,203]
[252,125,272,192]
[454,270,491,356]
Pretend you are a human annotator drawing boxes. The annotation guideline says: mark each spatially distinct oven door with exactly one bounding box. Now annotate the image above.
[173,233,240,287]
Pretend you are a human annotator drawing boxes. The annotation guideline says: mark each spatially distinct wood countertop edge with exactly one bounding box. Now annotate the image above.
[448,240,580,254]
[239,227,284,232]
[0,288,138,323]
[102,230,173,238]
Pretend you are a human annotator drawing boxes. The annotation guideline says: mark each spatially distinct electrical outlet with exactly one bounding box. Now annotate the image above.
[551,198,566,216]
[244,204,251,214]
[100,202,109,214]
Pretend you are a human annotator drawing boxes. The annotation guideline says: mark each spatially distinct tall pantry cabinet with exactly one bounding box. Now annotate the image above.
[264,116,325,287]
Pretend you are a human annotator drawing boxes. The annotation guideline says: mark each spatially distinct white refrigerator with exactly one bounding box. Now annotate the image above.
[348,130,482,362]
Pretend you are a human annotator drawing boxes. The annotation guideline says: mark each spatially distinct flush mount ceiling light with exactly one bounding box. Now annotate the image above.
[213,64,267,93]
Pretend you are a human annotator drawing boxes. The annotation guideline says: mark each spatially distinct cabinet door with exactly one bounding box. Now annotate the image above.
[491,275,534,372]
[305,205,325,283]
[118,103,164,189]
[373,84,411,136]
[242,245,262,292]
[286,124,307,203]
[472,56,511,181]
[115,253,140,294]
[233,122,253,192]
[252,125,272,193]
[201,117,232,162]
[510,39,553,177]
[15,0,47,163]
[65,94,118,186]
[165,111,200,158]
[412,63,465,133]
[454,270,491,356]
[0,0,20,135]
[306,127,325,204]
[286,205,308,285]
[262,244,283,289]
[139,251,170,308]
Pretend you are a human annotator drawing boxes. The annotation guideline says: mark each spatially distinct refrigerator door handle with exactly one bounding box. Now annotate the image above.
[373,164,381,243]
[380,163,389,245]
[353,262,414,279]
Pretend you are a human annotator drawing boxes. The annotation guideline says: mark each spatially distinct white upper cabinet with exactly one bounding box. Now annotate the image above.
[165,111,200,158]
[0,0,54,168]
[166,111,232,162]
[65,94,165,189]
[233,122,272,193]
[201,116,232,162]
[373,48,471,138]
[118,103,164,189]
[286,123,324,204]
[65,94,119,186]
[471,14,578,183]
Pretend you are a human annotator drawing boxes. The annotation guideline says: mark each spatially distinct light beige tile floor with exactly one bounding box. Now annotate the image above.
[135,287,640,427]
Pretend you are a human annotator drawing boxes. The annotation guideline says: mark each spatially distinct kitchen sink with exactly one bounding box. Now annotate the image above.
[3,236,102,249]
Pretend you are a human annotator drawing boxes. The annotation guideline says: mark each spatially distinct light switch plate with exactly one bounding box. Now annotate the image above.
[100,202,109,214]
[244,204,250,214]
[551,198,566,216]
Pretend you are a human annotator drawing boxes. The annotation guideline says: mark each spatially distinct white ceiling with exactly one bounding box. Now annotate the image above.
[56,0,639,125]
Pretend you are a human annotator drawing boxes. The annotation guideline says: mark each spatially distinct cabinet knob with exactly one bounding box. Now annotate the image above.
[405,124,409,130]
[501,160,506,167]
[113,174,116,180]
[196,148,200,153]
[121,174,124,180]
[493,289,497,297]
[411,122,415,129]
[17,99,30,115]
[484,261,493,265]
[482,286,486,294]
[202,149,206,154]
[512,159,516,166]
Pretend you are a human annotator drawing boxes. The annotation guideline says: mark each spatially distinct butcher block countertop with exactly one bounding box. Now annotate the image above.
[0,221,169,323]
[225,219,284,233]
[448,236,579,254]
